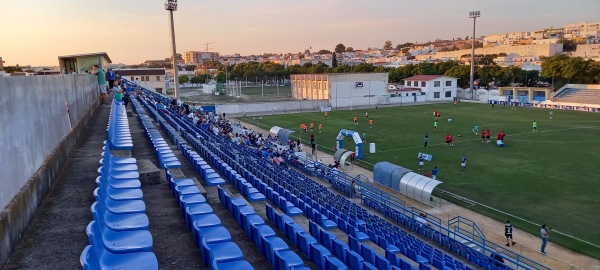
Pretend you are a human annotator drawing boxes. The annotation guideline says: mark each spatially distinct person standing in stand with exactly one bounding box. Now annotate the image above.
[92,65,108,105]
[106,68,116,89]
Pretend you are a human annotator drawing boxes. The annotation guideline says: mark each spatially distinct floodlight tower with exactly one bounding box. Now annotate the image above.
[166,0,179,98]
[469,11,480,100]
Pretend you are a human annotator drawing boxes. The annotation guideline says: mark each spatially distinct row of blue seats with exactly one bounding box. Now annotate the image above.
[81,100,157,269]
[265,204,352,270]
[135,96,232,188]
[131,97,254,270]
[106,100,133,150]
[217,187,308,270]
[131,99,182,169]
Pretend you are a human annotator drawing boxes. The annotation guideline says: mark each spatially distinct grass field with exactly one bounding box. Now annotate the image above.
[246,103,600,258]
[241,86,291,96]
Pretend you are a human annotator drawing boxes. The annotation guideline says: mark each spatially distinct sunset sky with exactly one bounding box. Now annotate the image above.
[1,0,598,66]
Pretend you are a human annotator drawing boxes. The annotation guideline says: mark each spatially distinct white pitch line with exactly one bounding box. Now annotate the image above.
[379,126,600,153]
[508,139,600,144]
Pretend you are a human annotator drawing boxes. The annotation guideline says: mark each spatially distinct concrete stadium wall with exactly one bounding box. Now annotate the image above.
[216,100,330,115]
[0,75,99,267]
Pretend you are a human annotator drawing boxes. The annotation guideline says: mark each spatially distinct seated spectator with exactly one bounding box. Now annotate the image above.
[351,180,361,198]
[489,248,505,267]
[416,212,431,227]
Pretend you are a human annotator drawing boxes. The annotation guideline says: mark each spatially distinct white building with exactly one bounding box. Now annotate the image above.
[564,21,600,39]
[402,75,458,101]
[115,69,167,94]
[570,44,600,60]
[291,73,388,108]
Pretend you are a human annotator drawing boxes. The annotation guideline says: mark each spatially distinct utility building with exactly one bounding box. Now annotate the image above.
[291,73,388,108]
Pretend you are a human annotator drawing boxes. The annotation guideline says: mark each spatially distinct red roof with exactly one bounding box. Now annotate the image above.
[403,75,443,81]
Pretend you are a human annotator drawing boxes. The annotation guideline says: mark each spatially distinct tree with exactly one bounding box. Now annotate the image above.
[435,61,460,74]
[383,40,393,50]
[317,49,332,55]
[332,53,338,68]
[345,47,354,52]
[190,76,204,86]
[444,65,471,88]
[215,72,227,83]
[178,75,189,85]
[184,65,197,71]
[4,66,23,73]
[335,43,346,53]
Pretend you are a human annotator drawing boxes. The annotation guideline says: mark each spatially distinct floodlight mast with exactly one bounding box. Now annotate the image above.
[469,11,480,100]
[166,0,179,98]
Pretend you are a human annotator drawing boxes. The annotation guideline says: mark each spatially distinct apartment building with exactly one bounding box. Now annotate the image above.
[183,51,220,65]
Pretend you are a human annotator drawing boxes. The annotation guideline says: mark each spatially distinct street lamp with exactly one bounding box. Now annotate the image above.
[165,0,180,99]
[469,11,480,100]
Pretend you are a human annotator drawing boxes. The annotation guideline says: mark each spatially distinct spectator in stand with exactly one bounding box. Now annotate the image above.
[415,212,430,227]
[489,248,505,267]
[106,69,116,88]
[351,180,361,198]
[92,65,108,105]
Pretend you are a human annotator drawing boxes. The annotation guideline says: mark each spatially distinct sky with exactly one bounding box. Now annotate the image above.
[1,0,599,66]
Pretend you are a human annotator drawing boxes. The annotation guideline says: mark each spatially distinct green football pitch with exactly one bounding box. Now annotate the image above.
[242,102,600,258]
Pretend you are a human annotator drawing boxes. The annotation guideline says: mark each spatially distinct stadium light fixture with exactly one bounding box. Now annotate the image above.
[166,0,179,98]
[469,11,480,100]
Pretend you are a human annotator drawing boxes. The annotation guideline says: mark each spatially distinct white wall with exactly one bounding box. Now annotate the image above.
[0,75,98,210]
[216,100,330,115]
[329,81,387,108]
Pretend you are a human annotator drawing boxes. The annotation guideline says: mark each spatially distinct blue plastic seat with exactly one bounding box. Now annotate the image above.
[309,243,331,270]
[376,254,392,270]
[360,245,376,264]
[210,259,254,270]
[346,250,364,270]
[184,203,213,229]
[105,186,143,201]
[87,221,153,254]
[275,249,304,270]
[251,224,276,249]
[200,239,244,266]
[179,193,206,213]
[80,244,158,270]
[241,213,265,237]
[296,231,317,258]
[261,236,289,265]
[93,202,149,232]
[194,225,232,248]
